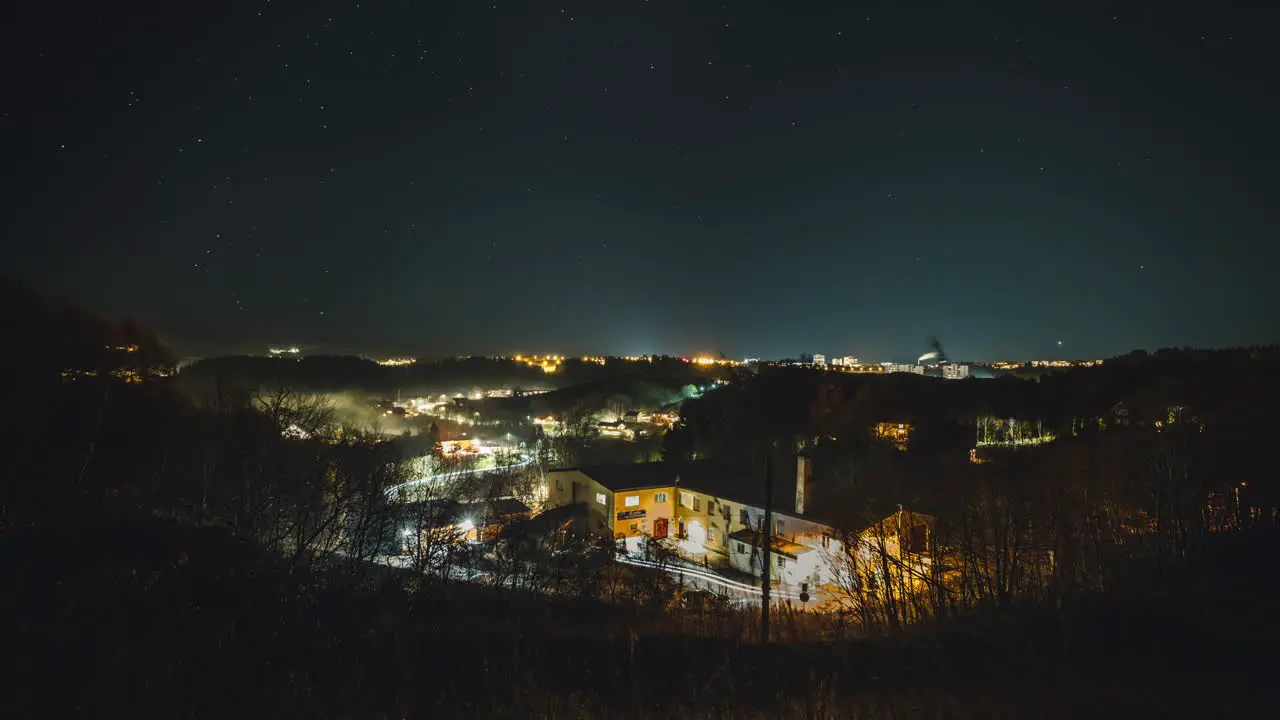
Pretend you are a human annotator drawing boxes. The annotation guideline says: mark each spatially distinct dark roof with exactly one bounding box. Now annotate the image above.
[394,497,530,528]
[674,461,796,513]
[727,528,812,558]
[467,497,531,519]
[552,462,679,492]
[555,460,800,513]
[555,460,916,531]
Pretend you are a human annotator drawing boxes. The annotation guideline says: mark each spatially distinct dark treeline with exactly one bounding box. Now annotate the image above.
[179,352,727,397]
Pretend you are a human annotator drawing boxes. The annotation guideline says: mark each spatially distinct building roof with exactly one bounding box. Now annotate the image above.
[552,461,793,505]
[554,460,915,532]
[554,459,818,515]
[468,497,531,519]
[674,461,795,514]
[552,462,679,492]
[727,528,812,559]
[394,497,530,528]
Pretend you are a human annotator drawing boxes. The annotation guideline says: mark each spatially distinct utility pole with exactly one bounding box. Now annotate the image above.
[761,450,772,644]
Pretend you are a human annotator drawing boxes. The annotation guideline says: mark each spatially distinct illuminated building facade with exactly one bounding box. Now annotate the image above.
[546,457,846,590]
[874,422,912,449]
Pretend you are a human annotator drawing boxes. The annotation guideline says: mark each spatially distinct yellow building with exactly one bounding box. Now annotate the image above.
[547,458,835,570]
[547,465,676,541]
[873,422,912,449]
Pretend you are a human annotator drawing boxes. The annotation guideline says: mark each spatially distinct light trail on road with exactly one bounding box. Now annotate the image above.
[383,454,534,501]
[616,554,803,602]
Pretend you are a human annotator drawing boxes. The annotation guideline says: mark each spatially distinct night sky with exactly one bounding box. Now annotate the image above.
[8,1,1278,361]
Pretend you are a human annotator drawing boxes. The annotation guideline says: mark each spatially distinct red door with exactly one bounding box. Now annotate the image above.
[653,517,669,539]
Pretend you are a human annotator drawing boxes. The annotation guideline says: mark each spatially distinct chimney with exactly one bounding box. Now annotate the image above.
[795,454,812,514]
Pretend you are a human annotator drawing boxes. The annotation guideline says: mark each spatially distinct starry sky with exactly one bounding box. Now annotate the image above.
[8,1,1278,361]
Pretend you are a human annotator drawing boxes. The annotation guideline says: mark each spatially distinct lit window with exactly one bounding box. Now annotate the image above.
[680,492,693,508]
[708,527,715,542]
[624,495,640,507]
[654,492,669,503]
[595,493,606,505]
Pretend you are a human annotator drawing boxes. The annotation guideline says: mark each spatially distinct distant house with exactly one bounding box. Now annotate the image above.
[460,497,532,542]
[873,422,912,449]
[388,497,530,553]
[1111,401,1130,426]
[596,420,635,440]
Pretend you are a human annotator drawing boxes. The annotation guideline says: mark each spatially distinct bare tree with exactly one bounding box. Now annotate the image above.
[253,383,335,438]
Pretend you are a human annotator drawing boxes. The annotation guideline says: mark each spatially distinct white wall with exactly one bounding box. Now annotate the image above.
[723,506,843,586]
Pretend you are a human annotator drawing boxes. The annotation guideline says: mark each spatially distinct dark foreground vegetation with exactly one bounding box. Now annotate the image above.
[7,284,1279,718]
[6,519,1277,717]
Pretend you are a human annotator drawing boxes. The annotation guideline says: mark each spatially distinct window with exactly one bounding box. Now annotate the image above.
[629,523,639,533]
[707,499,716,515]
[909,524,928,554]
[722,504,730,521]
[595,492,606,506]
[624,495,640,507]
[736,542,746,553]
[707,527,715,542]
[775,519,785,535]
[555,477,563,491]
[680,492,693,508]
[740,508,750,526]
[654,492,669,504]
[693,496,701,512]
[777,556,787,569]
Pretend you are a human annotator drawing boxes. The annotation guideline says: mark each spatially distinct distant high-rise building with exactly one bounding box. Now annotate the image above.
[831,355,859,367]
[812,354,826,367]
[943,364,971,380]
[885,363,924,375]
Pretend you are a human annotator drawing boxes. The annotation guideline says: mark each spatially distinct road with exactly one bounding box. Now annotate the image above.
[615,554,806,607]
[383,453,534,501]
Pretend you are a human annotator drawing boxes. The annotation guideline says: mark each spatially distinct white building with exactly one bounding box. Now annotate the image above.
[728,529,826,588]
[885,363,924,374]
[942,364,971,380]
[812,354,826,367]
[831,355,859,367]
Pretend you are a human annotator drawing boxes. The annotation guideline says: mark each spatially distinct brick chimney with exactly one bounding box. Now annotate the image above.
[795,454,812,514]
